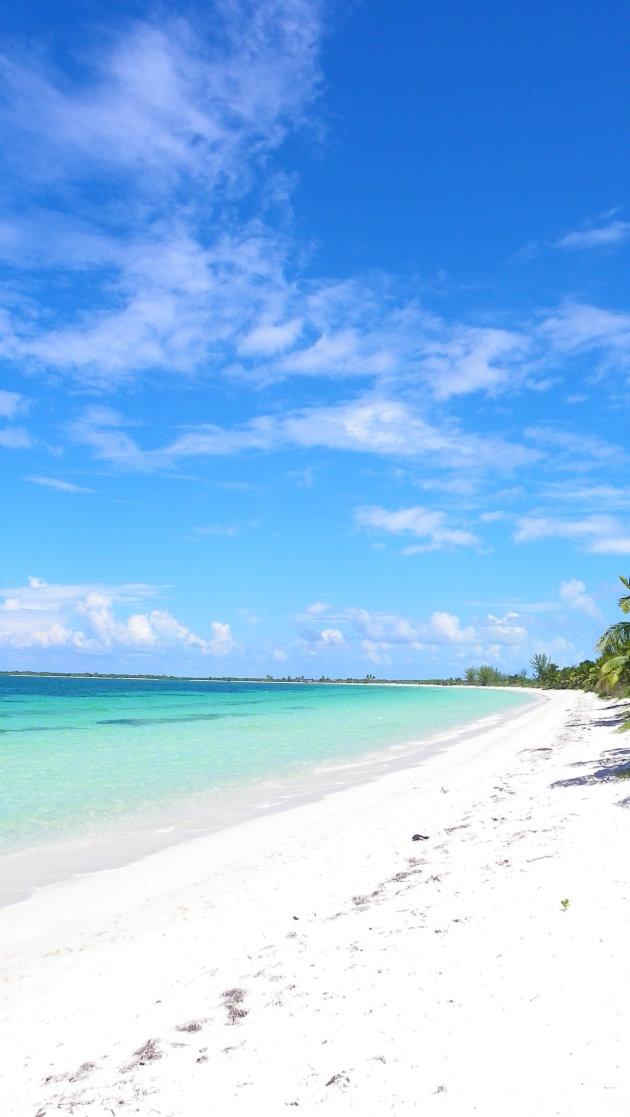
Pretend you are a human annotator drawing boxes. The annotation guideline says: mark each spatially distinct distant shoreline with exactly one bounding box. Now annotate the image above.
[0,670,536,688]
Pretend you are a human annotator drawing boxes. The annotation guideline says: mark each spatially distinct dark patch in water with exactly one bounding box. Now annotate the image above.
[98,713,224,726]
[0,724,74,734]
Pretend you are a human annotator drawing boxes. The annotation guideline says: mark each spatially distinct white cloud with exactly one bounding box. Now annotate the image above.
[27,475,94,493]
[289,598,536,668]
[0,427,32,449]
[539,481,630,513]
[355,505,479,550]
[305,601,329,615]
[360,640,392,666]
[419,326,527,399]
[0,386,32,449]
[540,302,630,366]
[524,426,626,469]
[195,524,239,536]
[559,580,603,621]
[0,579,233,656]
[554,219,630,251]
[0,390,24,419]
[514,513,630,554]
[0,5,324,388]
[319,628,344,645]
[483,612,528,643]
[589,537,630,555]
[345,606,475,648]
[238,317,304,355]
[428,612,476,643]
[0,6,323,192]
[346,607,421,646]
[68,395,539,477]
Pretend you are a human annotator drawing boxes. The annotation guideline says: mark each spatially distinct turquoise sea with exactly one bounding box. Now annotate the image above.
[0,675,535,904]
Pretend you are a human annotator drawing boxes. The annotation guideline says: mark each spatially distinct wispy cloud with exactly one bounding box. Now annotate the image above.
[195,524,239,536]
[514,513,630,554]
[539,302,630,367]
[27,475,94,493]
[0,390,31,449]
[559,579,604,621]
[0,427,32,449]
[68,395,539,477]
[554,218,630,251]
[0,5,323,195]
[417,326,527,399]
[0,4,324,388]
[4,12,629,415]
[524,426,628,471]
[0,389,25,419]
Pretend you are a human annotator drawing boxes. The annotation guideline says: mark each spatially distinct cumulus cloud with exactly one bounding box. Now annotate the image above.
[344,606,478,648]
[305,601,329,615]
[351,605,526,664]
[292,602,532,666]
[429,612,476,643]
[319,627,344,645]
[482,612,528,643]
[0,579,233,656]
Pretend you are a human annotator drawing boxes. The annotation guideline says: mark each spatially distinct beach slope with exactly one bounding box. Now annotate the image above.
[1,689,629,1115]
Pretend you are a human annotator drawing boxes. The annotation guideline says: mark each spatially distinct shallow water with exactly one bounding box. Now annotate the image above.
[0,675,534,850]
[0,676,534,903]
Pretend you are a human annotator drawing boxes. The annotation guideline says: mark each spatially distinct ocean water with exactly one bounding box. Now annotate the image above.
[0,675,534,903]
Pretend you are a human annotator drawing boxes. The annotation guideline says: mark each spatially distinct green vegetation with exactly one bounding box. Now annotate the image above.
[463,665,530,687]
[596,575,630,696]
[4,581,630,706]
[592,574,630,730]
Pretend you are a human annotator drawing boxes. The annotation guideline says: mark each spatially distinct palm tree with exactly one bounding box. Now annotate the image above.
[596,576,630,693]
[529,652,558,686]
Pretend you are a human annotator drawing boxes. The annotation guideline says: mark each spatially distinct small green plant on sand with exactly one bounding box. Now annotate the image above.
[560,898,569,910]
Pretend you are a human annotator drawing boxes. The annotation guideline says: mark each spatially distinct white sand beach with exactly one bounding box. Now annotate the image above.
[2,689,629,1115]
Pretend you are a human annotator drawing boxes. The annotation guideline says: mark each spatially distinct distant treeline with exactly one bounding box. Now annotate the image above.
[462,659,597,690]
[0,670,471,685]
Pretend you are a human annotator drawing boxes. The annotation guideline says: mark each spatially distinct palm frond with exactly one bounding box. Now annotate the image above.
[596,621,630,655]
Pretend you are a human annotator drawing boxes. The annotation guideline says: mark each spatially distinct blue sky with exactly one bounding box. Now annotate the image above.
[1,0,629,677]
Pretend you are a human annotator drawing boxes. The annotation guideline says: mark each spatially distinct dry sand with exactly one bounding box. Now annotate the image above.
[1,688,629,1115]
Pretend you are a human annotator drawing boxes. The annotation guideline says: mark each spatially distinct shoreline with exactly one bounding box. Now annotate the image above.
[1,670,538,688]
[2,689,629,1113]
[0,688,538,908]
